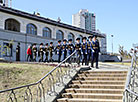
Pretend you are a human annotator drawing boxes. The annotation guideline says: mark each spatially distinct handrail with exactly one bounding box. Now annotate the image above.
[0,50,78,102]
[123,48,138,101]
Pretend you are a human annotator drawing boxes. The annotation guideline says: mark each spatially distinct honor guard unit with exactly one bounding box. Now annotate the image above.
[29,35,100,68]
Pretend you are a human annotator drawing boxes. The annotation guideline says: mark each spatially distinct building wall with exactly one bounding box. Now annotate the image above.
[0,11,107,61]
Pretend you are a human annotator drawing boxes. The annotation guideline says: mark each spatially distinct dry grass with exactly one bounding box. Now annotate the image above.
[0,62,54,91]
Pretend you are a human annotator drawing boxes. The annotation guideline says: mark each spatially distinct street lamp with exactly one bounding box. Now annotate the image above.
[111,35,114,54]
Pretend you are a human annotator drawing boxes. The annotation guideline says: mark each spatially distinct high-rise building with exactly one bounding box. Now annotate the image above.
[72,9,96,31]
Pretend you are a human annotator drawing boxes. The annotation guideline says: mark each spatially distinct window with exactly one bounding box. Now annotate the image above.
[56,30,64,40]
[43,27,51,38]
[68,33,75,43]
[5,18,20,32]
[3,42,13,57]
[26,23,37,35]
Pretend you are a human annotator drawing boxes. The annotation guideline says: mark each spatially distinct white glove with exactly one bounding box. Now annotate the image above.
[92,50,95,52]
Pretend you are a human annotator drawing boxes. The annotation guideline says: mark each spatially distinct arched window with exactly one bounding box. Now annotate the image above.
[78,35,83,43]
[26,23,37,35]
[43,27,51,38]
[68,33,75,43]
[5,18,20,32]
[56,30,64,40]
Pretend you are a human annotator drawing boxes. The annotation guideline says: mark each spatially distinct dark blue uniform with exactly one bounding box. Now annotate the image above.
[62,44,67,61]
[75,42,82,65]
[87,41,93,65]
[81,42,88,65]
[55,44,62,63]
[92,40,100,68]
[67,43,74,63]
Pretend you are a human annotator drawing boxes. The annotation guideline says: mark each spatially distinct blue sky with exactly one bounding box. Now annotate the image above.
[12,0,138,53]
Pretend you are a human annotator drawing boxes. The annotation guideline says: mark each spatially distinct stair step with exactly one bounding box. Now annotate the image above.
[80,71,127,74]
[65,88,124,94]
[57,98,123,102]
[77,74,127,77]
[72,80,125,85]
[69,84,124,89]
[75,77,126,81]
[62,93,123,99]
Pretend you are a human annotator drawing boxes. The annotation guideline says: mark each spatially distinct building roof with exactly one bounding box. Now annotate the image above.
[0,6,105,38]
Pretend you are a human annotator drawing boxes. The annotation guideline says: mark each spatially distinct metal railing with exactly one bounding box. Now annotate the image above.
[0,51,79,102]
[124,48,138,102]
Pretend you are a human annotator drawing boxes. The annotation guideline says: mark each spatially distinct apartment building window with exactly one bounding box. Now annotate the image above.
[26,23,37,35]
[56,30,64,40]
[43,27,51,38]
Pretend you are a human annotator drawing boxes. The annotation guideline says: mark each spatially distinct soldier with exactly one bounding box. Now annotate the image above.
[75,38,82,65]
[91,35,100,68]
[62,39,67,61]
[67,39,75,64]
[55,40,62,63]
[81,37,88,65]
[44,43,49,62]
[39,43,44,62]
[32,43,37,62]
[49,42,54,63]
[87,36,94,66]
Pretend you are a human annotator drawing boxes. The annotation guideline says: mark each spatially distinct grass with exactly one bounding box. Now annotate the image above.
[0,62,54,91]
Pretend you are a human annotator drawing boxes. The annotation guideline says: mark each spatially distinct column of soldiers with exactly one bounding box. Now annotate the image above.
[30,35,100,68]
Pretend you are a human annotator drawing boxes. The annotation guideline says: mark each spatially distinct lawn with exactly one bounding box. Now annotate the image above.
[0,62,54,91]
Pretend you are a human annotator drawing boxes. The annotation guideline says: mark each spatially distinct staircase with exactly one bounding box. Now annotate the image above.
[57,70,127,102]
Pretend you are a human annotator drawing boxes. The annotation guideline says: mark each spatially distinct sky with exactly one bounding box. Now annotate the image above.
[12,0,138,53]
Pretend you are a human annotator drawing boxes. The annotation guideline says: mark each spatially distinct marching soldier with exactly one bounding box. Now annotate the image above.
[55,40,62,63]
[91,35,100,68]
[32,43,37,62]
[49,42,54,63]
[39,43,44,62]
[62,39,67,61]
[75,38,82,65]
[44,43,49,62]
[87,36,94,66]
[81,37,88,65]
[67,39,75,64]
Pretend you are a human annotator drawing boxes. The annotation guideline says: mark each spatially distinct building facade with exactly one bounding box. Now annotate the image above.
[72,9,96,31]
[0,6,106,61]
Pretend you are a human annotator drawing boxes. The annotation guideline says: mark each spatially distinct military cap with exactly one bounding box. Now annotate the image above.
[76,38,80,40]
[40,43,43,45]
[63,39,67,42]
[92,35,97,38]
[46,43,48,46]
[33,43,37,45]
[88,36,92,39]
[50,42,53,44]
[82,37,87,40]
[68,39,72,42]
[58,40,61,43]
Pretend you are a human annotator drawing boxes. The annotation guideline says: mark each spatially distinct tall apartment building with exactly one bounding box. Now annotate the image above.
[72,9,96,31]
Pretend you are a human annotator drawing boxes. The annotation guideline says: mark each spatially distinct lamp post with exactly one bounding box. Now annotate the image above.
[111,35,114,54]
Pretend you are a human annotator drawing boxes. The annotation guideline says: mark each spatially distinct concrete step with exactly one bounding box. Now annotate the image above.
[75,77,126,81]
[77,74,127,77]
[80,71,127,74]
[65,88,124,94]
[62,93,123,99]
[69,84,124,89]
[57,98,123,102]
[71,80,125,85]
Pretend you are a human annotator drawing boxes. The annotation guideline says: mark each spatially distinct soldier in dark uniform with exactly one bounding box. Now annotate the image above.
[62,39,67,61]
[81,37,88,65]
[87,36,94,66]
[67,39,75,64]
[32,43,37,62]
[75,38,82,65]
[16,43,20,61]
[91,35,100,68]
[48,42,54,63]
[55,40,62,63]
[39,43,44,62]
[44,43,49,62]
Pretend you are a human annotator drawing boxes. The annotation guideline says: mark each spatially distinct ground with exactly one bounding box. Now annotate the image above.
[0,62,54,90]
